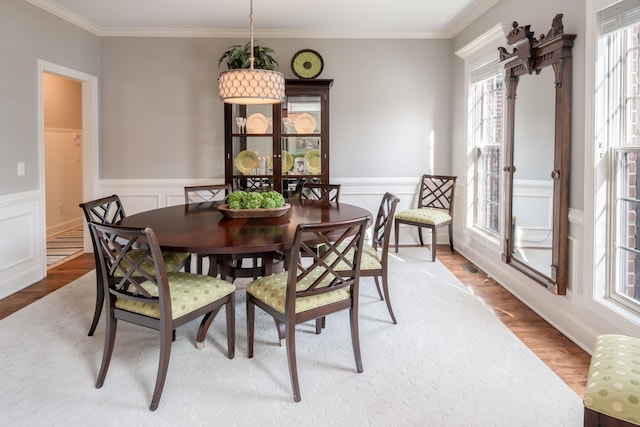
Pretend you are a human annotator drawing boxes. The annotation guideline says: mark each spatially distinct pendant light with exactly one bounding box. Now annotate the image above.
[218,0,285,104]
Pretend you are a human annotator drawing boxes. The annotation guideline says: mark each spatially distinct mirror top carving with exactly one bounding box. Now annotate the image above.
[499,14,576,77]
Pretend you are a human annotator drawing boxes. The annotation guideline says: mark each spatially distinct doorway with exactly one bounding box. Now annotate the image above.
[38,61,98,272]
[43,72,83,268]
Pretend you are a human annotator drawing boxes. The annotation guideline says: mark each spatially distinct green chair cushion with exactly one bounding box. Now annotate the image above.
[246,268,350,314]
[395,208,451,225]
[584,334,640,425]
[360,245,382,270]
[115,272,235,319]
[115,249,189,277]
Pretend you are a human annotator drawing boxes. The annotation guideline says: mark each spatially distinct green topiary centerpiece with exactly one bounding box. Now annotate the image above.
[227,190,285,210]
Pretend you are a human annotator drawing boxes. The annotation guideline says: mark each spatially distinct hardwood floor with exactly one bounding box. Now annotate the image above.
[436,247,591,397]
[0,253,95,321]
[0,246,591,397]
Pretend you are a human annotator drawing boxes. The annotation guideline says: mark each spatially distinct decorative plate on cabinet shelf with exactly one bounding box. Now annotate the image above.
[304,149,321,173]
[234,150,258,175]
[246,113,269,134]
[282,151,293,172]
[294,113,317,134]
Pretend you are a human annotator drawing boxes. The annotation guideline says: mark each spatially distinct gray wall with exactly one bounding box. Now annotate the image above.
[100,37,453,180]
[0,0,100,196]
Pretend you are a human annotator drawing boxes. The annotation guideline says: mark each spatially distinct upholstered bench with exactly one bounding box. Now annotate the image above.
[584,334,640,426]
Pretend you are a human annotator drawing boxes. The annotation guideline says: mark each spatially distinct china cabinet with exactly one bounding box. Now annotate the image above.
[224,79,333,197]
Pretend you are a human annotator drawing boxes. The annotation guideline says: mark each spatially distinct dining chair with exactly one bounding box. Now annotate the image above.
[293,182,342,259]
[184,183,231,204]
[296,182,341,203]
[88,222,236,411]
[320,193,400,324]
[80,195,190,336]
[361,192,400,323]
[394,175,456,262]
[245,215,369,402]
[184,184,231,276]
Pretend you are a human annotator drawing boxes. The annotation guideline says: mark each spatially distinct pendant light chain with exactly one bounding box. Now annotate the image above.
[249,0,255,70]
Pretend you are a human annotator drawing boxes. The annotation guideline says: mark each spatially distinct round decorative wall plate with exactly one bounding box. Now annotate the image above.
[291,49,324,79]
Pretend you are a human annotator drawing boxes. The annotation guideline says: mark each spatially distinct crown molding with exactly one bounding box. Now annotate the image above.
[455,22,511,59]
[25,0,496,40]
[98,27,449,39]
[25,0,102,35]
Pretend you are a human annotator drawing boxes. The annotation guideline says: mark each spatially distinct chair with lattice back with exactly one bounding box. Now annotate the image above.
[80,195,190,336]
[394,175,456,262]
[88,222,235,411]
[363,192,400,323]
[184,184,231,204]
[245,215,369,402]
[292,182,342,259]
[319,192,400,324]
[296,182,341,203]
[184,184,231,276]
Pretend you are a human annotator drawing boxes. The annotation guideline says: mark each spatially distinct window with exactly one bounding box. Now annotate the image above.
[596,0,640,312]
[612,148,640,308]
[469,71,503,235]
[456,24,509,242]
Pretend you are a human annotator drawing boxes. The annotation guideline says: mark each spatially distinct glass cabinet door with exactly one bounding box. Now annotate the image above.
[281,95,323,195]
[230,104,274,192]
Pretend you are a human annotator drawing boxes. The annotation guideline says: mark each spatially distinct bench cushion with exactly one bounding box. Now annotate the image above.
[584,334,640,425]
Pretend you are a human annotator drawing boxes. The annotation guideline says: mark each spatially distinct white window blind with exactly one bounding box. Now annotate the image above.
[470,59,500,84]
[598,0,640,35]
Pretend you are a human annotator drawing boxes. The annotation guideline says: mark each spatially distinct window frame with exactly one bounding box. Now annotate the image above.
[455,23,511,249]
[588,0,640,323]
[470,74,504,236]
[609,147,640,313]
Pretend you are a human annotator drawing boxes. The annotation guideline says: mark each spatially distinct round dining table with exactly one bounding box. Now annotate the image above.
[119,199,372,256]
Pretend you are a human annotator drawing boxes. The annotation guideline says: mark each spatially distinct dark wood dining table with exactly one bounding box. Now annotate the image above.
[119,199,372,257]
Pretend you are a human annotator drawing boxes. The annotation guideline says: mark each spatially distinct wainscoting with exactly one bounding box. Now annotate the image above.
[0,191,45,299]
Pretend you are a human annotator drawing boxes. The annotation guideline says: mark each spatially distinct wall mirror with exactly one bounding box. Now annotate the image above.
[498,14,575,294]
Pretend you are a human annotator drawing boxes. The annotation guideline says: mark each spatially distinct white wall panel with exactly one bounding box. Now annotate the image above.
[0,191,45,299]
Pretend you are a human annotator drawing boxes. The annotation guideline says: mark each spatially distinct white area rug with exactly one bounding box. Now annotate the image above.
[0,247,583,426]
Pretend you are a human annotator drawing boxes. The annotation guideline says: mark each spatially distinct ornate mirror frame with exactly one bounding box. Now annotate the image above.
[498,14,576,295]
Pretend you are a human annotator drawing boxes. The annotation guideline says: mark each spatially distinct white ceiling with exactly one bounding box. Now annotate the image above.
[26,0,500,38]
